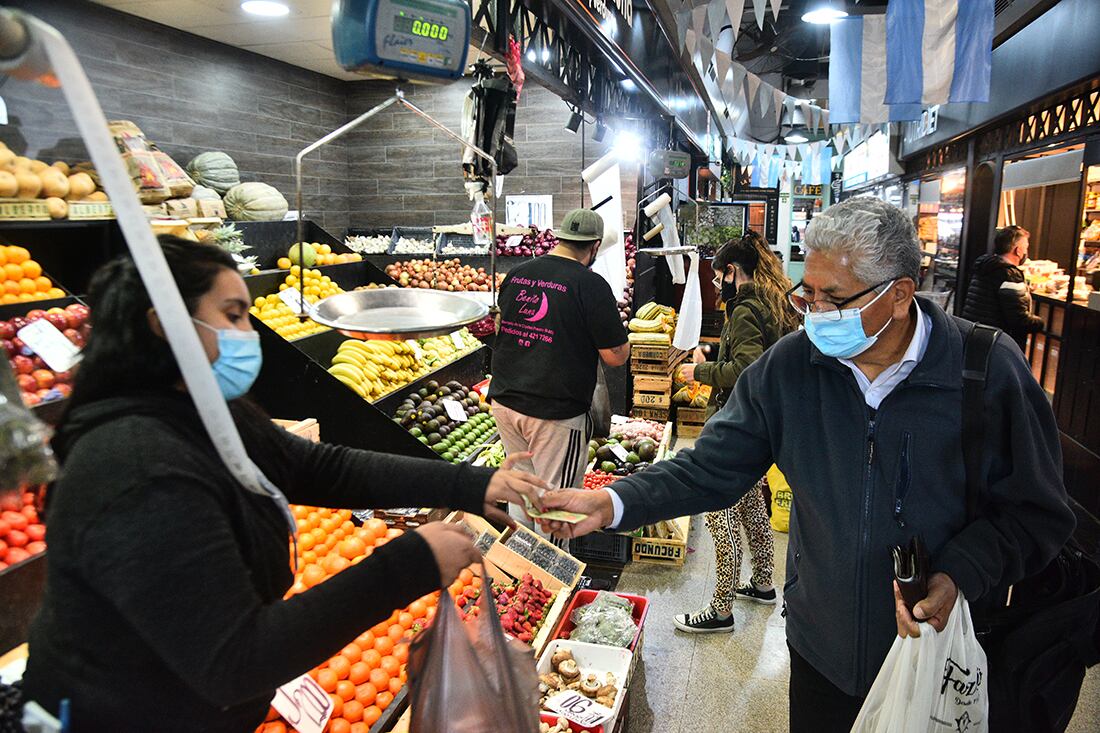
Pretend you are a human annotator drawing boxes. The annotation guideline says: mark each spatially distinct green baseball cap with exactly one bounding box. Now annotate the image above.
[557,208,605,242]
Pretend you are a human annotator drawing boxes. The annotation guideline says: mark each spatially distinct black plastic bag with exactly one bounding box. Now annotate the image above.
[407,564,539,731]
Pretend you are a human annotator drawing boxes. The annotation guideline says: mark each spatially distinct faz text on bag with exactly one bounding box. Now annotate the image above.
[852,592,988,733]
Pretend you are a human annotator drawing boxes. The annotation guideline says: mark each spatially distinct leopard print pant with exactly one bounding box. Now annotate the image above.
[705,478,775,616]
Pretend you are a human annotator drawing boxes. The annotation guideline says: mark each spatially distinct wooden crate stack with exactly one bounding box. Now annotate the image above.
[675,407,708,438]
[630,346,687,421]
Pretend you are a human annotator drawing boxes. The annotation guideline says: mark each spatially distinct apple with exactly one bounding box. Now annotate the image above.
[24,310,47,322]
[0,340,13,358]
[64,304,89,328]
[79,323,91,339]
[10,317,28,332]
[45,312,67,330]
[22,392,41,407]
[0,321,13,340]
[53,370,71,384]
[11,355,33,375]
[62,329,84,348]
[35,388,51,400]
[16,374,36,393]
[32,369,55,390]
[54,383,72,398]
[31,356,45,371]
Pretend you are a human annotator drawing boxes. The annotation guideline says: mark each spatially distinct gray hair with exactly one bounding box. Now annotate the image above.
[804,197,921,288]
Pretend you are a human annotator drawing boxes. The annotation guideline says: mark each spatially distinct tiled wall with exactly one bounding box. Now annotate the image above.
[345,80,639,230]
[0,0,351,233]
[1,1,638,237]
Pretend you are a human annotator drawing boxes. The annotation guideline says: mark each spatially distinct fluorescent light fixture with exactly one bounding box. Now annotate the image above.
[601,17,617,37]
[565,111,583,134]
[621,79,637,92]
[801,1,848,24]
[785,132,809,144]
[541,48,551,62]
[593,123,608,143]
[241,1,290,17]
[613,131,642,161]
[525,48,536,62]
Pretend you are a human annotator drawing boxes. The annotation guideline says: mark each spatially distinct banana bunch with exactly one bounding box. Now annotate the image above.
[629,302,677,335]
[328,340,429,400]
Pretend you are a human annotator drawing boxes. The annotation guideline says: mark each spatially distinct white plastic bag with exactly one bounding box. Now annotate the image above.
[851,592,988,733]
[672,252,702,351]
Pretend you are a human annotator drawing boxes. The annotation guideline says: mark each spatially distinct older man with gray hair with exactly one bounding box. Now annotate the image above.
[536,197,1074,731]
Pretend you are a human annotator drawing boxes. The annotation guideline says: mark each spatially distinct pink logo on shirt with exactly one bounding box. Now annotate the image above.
[521,292,549,322]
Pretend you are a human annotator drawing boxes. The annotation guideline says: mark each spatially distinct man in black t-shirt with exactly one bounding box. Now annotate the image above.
[488,209,630,529]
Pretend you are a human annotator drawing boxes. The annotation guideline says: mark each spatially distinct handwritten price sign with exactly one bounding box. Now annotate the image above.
[271,673,333,733]
[544,691,615,728]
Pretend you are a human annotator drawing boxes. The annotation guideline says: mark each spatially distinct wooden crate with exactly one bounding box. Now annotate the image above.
[272,417,320,442]
[632,373,673,392]
[630,406,670,421]
[632,386,671,410]
[631,516,691,565]
[676,407,708,438]
[630,345,688,375]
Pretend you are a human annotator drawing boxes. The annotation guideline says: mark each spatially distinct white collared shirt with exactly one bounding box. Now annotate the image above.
[838,306,932,410]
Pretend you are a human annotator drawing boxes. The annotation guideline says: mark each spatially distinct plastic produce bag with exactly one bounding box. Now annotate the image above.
[408,565,539,732]
[767,465,791,532]
[569,591,637,648]
[851,592,988,733]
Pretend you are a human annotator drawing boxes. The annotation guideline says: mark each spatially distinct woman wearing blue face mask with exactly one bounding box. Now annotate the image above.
[22,237,548,733]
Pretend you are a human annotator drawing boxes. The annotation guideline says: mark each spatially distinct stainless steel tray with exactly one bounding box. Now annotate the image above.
[309,288,490,340]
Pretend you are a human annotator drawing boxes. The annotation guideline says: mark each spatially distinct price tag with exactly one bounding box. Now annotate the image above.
[544,691,615,727]
[17,319,82,372]
[271,673,334,733]
[278,287,309,314]
[406,339,424,361]
[441,398,469,422]
[450,331,465,349]
[610,444,630,462]
[504,234,524,248]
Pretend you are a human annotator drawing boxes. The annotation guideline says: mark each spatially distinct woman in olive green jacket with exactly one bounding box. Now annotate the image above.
[673,231,799,634]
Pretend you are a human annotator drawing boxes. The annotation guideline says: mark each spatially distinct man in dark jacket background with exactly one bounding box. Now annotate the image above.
[535,198,1075,732]
[962,225,1044,349]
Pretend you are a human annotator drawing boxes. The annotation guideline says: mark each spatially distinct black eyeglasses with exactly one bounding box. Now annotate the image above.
[786,278,896,321]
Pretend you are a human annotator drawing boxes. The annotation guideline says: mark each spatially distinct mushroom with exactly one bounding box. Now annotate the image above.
[597,684,617,699]
[557,658,580,679]
[580,673,602,697]
[539,673,562,690]
[551,649,574,668]
[540,723,551,733]
[596,694,616,708]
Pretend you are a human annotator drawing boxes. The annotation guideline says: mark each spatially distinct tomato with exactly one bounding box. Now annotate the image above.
[0,539,7,560]
[1,510,26,532]
[25,524,45,542]
[21,505,37,523]
[6,547,29,565]
[25,541,46,556]
[0,519,9,536]
[6,530,27,548]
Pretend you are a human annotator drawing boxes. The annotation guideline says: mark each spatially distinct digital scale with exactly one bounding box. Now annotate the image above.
[333,0,471,82]
[648,149,691,179]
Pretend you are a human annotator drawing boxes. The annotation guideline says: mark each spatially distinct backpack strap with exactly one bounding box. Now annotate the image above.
[962,323,1001,522]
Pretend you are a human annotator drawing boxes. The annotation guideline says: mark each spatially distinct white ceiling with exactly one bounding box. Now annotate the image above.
[91,0,475,81]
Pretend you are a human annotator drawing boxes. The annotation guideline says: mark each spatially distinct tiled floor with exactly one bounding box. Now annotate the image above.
[615,485,1100,732]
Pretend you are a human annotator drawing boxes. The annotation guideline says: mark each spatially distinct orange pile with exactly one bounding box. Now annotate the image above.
[255,507,442,733]
[0,245,64,305]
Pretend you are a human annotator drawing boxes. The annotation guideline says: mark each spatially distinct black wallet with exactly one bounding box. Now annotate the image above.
[891,534,929,612]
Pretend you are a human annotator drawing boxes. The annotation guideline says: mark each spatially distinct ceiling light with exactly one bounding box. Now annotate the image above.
[565,111,583,134]
[593,123,608,143]
[621,79,637,92]
[525,48,536,62]
[541,48,551,62]
[601,17,617,38]
[241,1,290,17]
[785,132,809,144]
[613,131,642,161]
[801,1,848,24]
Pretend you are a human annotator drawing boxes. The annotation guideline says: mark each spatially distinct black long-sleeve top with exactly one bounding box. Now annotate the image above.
[22,391,493,732]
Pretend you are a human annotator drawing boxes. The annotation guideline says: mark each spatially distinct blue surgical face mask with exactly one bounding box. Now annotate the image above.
[803,282,895,359]
[194,319,262,400]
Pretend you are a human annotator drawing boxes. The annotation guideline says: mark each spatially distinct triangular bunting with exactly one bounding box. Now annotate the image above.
[786,144,797,159]
[759,84,771,117]
[707,0,727,39]
[797,143,810,161]
[745,73,763,114]
[725,0,744,41]
[685,29,697,58]
[675,8,690,52]
[770,0,782,21]
[809,106,821,133]
[752,0,767,30]
[715,50,732,86]
[784,96,798,123]
[698,35,715,73]
[821,109,830,132]
[692,5,707,39]
[773,88,785,125]
[833,129,846,156]
[797,100,812,127]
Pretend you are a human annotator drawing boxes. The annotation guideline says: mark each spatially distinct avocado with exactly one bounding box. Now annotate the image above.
[409,427,423,438]
[595,445,615,462]
[426,380,440,391]
[635,439,658,462]
[621,439,635,452]
[626,452,640,465]
[425,419,440,432]
[588,447,596,462]
[600,460,619,473]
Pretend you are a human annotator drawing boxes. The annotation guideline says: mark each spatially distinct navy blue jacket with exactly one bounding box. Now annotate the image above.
[612,298,1075,695]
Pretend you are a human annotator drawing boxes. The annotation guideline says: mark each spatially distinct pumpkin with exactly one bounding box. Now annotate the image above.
[38,168,70,198]
[185,152,240,195]
[0,170,16,197]
[66,172,96,200]
[15,171,41,199]
[190,185,221,202]
[223,182,288,222]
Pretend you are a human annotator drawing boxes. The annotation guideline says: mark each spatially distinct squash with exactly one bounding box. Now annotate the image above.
[190,185,221,202]
[185,152,240,195]
[66,172,96,200]
[223,182,288,222]
[45,197,68,219]
[0,170,16,198]
[15,171,41,199]
[38,168,70,198]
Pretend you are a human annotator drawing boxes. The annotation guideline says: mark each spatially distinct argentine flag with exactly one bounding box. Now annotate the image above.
[829,0,993,125]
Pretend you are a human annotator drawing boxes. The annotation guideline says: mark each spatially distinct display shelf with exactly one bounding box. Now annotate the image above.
[234,219,350,269]
[0,553,46,654]
[244,258,395,300]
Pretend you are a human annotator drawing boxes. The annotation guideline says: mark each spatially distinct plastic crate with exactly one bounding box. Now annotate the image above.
[551,589,649,651]
[569,531,632,565]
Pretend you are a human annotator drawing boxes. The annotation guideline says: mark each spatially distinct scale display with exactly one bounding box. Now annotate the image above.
[333,0,470,82]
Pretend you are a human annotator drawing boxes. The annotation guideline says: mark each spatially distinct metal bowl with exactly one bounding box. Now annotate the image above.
[310,288,490,340]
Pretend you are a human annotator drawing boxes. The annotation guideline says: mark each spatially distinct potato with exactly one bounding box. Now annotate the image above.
[15,171,42,199]
[45,197,67,219]
[51,161,70,175]
[28,160,49,173]
[66,172,95,200]
[0,170,16,198]
[38,168,70,198]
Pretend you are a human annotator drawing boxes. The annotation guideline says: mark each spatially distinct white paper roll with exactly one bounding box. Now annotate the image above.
[643,193,672,218]
[582,151,618,184]
[584,155,626,299]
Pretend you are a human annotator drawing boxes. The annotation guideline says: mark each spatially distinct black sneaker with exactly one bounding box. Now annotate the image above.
[735,584,777,605]
[673,605,735,634]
